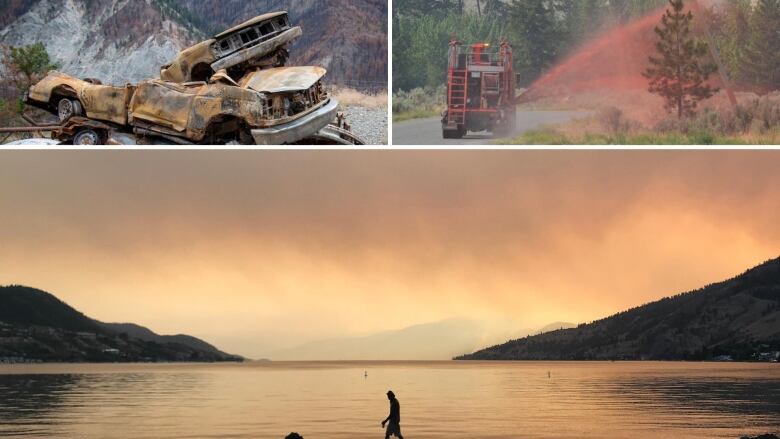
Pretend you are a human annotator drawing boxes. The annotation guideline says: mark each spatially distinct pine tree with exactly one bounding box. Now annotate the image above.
[566,0,606,44]
[507,0,562,84]
[643,0,718,118]
[3,43,59,92]
[741,0,780,92]
[483,0,509,18]
[394,0,461,18]
[710,0,752,85]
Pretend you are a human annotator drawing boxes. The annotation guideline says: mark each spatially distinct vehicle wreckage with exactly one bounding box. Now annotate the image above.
[21,11,364,145]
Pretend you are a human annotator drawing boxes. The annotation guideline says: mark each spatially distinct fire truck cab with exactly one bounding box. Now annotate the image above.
[442,39,517,139]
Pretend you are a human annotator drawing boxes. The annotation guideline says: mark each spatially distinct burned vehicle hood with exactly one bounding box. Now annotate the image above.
[240,66,327,93]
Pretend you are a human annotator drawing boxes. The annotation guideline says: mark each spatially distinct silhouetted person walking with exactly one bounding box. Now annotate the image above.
[381,390,404,439]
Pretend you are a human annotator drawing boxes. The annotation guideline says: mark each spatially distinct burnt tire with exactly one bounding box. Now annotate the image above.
[72,128,103,145]
[443,125,465,140]
[238,129,255,145]
[57,98,83,122]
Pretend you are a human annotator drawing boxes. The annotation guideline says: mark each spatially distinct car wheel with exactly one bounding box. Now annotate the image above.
[57,98,83,122]
[73,128,102,145]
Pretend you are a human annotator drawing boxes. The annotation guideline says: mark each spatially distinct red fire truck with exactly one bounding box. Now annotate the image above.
[442,39,518,139]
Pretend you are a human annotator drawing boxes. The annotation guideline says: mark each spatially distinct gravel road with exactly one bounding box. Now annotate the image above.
[342,106,388,145]
[393,110,591,145]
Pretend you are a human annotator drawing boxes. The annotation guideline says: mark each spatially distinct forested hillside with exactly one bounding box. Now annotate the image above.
[0,285,243,363]
[393,0,780,93]
[458,257,780,361]
[707,0,780,92]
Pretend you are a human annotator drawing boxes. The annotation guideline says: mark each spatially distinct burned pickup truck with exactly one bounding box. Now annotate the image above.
[160,11,302,84]
[23,11,363,145]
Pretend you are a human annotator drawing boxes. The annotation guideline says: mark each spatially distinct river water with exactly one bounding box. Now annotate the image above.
[0,361,778,438]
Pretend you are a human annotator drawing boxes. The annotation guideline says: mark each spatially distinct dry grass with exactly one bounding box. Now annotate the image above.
[331,87,388,108]
[512,88,780,145]
[500,95,780,145]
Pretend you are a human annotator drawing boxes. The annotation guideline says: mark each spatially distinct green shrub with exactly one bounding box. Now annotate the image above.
[689,129,716,145]
[654,100,780,138]
[392,85,446,121]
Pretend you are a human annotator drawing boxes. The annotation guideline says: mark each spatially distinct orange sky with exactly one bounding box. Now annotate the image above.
[1,150,778,358]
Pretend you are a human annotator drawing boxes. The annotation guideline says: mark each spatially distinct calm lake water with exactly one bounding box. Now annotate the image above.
[0,361,778,439]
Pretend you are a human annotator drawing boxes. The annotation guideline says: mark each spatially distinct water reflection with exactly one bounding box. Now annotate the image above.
[0,362,777,439]
[606,377,780,415]
[0,374,81,435]
[598,376,780,434]
[0,371,211,438]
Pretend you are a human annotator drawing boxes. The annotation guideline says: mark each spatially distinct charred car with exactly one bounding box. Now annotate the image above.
[24,11,364,145]
[25,71,133,124]
[160,11,302,83]
[130,67,337,145]
[27,67,341,145]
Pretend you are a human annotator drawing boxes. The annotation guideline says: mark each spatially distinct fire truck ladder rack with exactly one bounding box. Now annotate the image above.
[447,69,468,126]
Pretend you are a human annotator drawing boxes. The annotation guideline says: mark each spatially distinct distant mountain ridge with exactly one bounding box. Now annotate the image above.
[269,318,574,361]
[0,285,242,363]
[458,257,780,361]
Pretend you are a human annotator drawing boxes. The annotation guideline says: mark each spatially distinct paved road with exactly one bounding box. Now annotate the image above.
[393,110,591,145]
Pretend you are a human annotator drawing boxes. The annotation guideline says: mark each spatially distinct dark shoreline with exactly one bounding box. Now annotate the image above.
[2,359,778,366]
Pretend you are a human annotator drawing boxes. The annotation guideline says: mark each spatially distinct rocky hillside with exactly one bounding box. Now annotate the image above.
[171,0,388,90]
[458,257,780,361]
[0,285,242,363]
[0,0,387,89]
[0,0,202,85]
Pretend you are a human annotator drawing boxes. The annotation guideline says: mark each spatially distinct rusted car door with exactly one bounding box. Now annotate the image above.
[80,85,133,125]
[129,81,202,133]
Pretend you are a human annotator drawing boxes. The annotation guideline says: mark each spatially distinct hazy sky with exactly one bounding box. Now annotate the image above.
[1,151,779,358]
